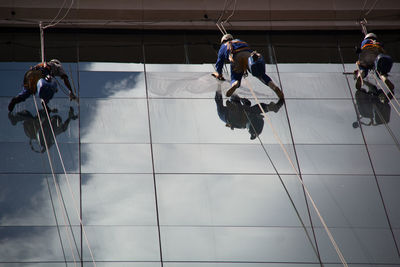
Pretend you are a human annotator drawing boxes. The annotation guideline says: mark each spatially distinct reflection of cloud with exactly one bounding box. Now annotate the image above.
[81,174,156,225]
[0,174,81,260]
[103,73,141,97]
[0,178,53,226]
[146,72,218,97]
[0,226,78,262]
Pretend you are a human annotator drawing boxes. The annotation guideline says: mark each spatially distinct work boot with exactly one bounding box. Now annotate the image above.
[268,81,284,99]
[226,81,240,97]
[381,75,395,91]
[355,70,364,90]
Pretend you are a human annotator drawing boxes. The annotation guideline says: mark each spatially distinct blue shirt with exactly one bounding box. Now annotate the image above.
[215,39,252,74]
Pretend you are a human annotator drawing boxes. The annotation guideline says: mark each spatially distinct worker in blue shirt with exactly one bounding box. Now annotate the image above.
[355,33,394,99]
[212,34,284,99]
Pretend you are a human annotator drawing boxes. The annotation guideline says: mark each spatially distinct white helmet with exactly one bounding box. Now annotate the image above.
[221,33,233,44]
[50,59,62,66]
[364,33,377,40]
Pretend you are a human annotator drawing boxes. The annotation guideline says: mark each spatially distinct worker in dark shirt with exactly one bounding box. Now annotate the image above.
[8,59,76,112]
[355,33,394,100]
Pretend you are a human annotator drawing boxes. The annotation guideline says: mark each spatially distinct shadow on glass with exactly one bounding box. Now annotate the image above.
[353,80,391,128]
[8,107,78,153]
[215,84,284,140]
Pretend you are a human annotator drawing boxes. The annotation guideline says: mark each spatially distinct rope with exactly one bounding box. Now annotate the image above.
[359,0,381,35]
[40,22,45,63]
[216,0,237,35]
[32,95,78,267]
[360,18,368,35]
[222,0,237,25]
[363,0,381,17]
[43,0,75,29]
[242,78,349,267]
[46,0,69,27]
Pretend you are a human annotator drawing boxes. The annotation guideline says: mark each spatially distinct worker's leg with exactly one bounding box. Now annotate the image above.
[355,62,369,90]
[37,78,58,112]
[248,53,284,99]
[375,54,394,92]
[8,87,32,112]
[226,69,242,97]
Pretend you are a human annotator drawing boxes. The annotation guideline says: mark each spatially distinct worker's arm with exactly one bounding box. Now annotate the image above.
[61,74,76,100]
[212,44,228,80]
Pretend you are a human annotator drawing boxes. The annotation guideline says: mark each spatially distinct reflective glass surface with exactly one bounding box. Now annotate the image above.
[1,30,399,267]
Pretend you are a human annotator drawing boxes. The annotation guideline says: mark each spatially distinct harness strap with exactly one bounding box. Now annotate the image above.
[362,43,382,50]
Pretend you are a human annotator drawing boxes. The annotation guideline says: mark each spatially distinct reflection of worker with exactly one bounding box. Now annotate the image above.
[212,34,284,99]
[355,33,394,99]
[8,107,78,153]
[8,59,76,112]
[353,80,390,128]
[215,88,284,139]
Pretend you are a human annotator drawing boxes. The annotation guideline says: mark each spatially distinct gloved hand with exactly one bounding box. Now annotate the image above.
[212,72,225,81]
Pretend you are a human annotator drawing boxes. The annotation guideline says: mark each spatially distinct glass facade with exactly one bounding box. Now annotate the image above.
[0,30,399,266]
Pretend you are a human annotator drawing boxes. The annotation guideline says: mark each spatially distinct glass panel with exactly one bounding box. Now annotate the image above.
[0,142,79,173]
[80,98,149,143]
[303,175,388,228]
[0,174,80,226]
[316,228,400,264]
[82,226,160,261]
[157,174,310,227]
[278,72,352,99]
[286,99,365,144]
[379,176,400,227]
[78,71,146,98]
[82,174,156,225]
[0,226,80,262]
[296,144,373,175]
[81,144,152,173]
[153,144,298,174]
[368,145,400,175]
[161,226,319,262]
